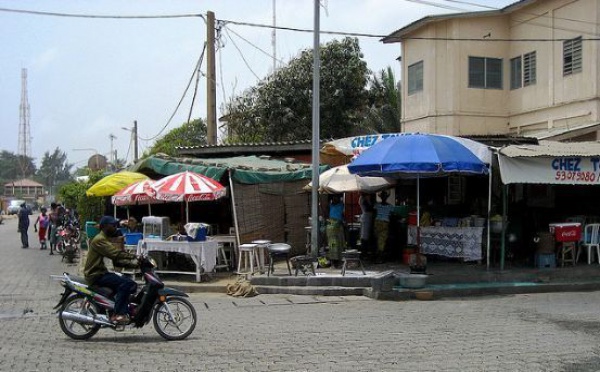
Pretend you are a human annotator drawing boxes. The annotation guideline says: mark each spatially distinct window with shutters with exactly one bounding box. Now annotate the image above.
[469,56,503,89]
[523,51,536,86]
[510,51,536,90]
[563,37,582,76]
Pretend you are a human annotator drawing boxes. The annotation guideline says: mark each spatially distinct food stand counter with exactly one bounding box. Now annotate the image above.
[137,239,218,282]
[407,226,484,261]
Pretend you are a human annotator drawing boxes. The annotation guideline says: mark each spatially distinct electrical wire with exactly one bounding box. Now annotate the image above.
[139,45,206,142]
[404,0,467,12]
[223,27,261,80]
[187,42,207,124]
[0,7,204,19]
[224,24,286,66]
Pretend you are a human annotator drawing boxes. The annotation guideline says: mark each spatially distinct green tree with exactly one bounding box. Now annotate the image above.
[36,148,73,196]
[58,171,105,225]
[358,66,401,134]
[149,118,208,156]
[0,150,36,183]
[224,37,370,142]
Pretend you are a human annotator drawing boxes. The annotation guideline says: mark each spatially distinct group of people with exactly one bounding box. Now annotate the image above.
[325,190,394,266]
[17,202,78,254]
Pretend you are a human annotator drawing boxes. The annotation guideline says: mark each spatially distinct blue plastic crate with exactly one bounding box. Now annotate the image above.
[124,233,143,245]
[535,253,556,269]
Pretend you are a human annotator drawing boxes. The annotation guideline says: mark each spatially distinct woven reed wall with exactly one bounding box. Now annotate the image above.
[233,180,310,255]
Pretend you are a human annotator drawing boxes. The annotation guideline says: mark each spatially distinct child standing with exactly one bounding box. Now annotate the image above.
[34,207,50,250]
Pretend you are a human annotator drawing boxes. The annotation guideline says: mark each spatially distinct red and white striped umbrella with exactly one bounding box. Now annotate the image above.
[150,171,226,202]
[111,179,158,206]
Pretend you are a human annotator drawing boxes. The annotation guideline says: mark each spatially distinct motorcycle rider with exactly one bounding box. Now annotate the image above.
[83,215,138,324]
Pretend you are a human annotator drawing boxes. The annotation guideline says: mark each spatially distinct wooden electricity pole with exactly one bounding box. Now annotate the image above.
[206,11,217,145]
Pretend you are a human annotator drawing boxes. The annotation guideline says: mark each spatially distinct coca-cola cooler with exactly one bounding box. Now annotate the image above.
[549,222,582,242]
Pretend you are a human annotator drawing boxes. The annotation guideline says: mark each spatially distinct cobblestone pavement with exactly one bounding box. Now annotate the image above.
[2,217,600,371]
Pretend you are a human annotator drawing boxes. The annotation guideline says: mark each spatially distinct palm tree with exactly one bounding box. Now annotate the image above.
[357,66,401,134]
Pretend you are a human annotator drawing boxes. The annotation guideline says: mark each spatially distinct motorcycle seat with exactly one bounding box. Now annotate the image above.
[68,275,88,286]
[89,286,114,297]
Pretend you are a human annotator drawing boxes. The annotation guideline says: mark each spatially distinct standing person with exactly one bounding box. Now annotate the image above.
[17,203,30,248]
[326,194,345,267]
[84,216,138,324]
[33,207,50,249]
[48,202,63,255]
[374,190,394,263]
[359,192,376,257]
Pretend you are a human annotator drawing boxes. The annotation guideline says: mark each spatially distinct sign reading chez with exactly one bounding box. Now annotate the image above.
[498,155,600,185]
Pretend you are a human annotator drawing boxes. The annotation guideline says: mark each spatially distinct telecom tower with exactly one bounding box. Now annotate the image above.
[18,68,32,159]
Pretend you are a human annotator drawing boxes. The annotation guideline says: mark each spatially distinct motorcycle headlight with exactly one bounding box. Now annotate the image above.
[147,257,157,268]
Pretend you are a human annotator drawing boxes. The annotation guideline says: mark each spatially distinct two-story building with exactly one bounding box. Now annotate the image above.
[3,178,45,205]
[384,0,600,142]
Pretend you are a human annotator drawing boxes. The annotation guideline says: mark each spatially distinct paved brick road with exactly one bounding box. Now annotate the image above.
[1,216,600,371]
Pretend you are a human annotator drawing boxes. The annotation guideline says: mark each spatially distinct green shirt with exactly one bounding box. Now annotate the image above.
[84,230,136,284]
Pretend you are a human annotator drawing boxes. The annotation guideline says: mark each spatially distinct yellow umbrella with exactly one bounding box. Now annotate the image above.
[86,171,149,197]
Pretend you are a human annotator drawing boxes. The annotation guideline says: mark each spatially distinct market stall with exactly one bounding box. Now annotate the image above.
[348,133,492,264]
[497,140,600,268]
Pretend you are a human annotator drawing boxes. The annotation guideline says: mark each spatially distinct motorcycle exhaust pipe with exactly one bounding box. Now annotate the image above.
[60,311,114,327]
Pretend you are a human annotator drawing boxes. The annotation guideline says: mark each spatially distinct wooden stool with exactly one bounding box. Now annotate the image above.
[237,243,259,274]
[341,250,366,276]
[559,242,577,267]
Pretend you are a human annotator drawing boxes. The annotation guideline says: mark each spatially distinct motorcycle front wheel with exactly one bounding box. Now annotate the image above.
[152,296,197,341]
[58,295,101,340]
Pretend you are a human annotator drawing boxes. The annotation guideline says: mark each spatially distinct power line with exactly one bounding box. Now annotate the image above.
[0,7,204,19]
[218,18,387,39]
[139,45,207,142]
[224,24,286,66]
[187,42,207,124]
[223,27,261,80]
[404,0,467,12]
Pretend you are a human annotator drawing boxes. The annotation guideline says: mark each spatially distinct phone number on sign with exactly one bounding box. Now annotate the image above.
[555,170,599,182]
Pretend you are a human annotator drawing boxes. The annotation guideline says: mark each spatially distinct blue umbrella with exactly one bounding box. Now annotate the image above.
[347,133,488,177]
[348,133,489,251]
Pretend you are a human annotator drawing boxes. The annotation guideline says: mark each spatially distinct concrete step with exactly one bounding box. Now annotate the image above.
[255,285,366,296]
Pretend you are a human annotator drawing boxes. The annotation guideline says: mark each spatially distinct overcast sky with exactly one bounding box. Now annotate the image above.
[0,0,515,169]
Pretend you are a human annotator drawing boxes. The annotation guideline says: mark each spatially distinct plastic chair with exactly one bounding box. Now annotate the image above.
[577,224,600,264]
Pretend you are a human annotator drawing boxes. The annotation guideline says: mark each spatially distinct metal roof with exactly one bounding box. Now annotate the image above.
[382,0,537,43]
[499,140,600,158]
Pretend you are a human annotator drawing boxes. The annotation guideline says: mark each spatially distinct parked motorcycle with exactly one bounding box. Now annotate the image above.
[55,223,80,257]
[51,255,197,341]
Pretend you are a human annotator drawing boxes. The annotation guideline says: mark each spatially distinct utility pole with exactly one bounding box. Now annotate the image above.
[109,133,117,165]
[133,120,139,163]
[206,11,217,145]
[272,0,277,72]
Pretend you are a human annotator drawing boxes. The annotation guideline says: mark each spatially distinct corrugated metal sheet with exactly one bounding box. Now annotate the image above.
[499,140,600,158]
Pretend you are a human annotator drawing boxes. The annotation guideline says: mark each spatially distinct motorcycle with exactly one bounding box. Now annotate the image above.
[51,255,197,341]
[55,223,80,257]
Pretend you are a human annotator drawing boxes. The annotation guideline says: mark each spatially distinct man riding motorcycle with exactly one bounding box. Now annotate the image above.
[83,215,138,325]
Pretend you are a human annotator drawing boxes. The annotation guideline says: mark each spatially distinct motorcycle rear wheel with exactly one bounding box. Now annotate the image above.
[58,295,101,340]
[55,240,65,255]
[152,296,197,341]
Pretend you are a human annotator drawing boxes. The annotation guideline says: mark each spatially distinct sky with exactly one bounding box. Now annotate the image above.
[0,0,515,170]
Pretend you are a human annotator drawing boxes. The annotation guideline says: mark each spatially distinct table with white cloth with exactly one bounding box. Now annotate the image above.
[407,226,484,261]
[136,239,218,282]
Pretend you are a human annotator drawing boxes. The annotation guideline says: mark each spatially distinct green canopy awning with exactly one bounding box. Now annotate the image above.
[129,155,328,184]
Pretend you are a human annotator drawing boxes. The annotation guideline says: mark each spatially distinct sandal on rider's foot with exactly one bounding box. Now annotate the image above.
[110,314,129,325]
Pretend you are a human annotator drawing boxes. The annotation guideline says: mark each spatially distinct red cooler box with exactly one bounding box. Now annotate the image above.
[549,222,582,242]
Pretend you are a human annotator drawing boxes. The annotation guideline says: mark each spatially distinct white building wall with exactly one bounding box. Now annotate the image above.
[399,0,600,140]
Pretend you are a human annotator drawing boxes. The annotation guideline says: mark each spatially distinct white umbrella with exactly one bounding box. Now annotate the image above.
[304,165,393,194]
